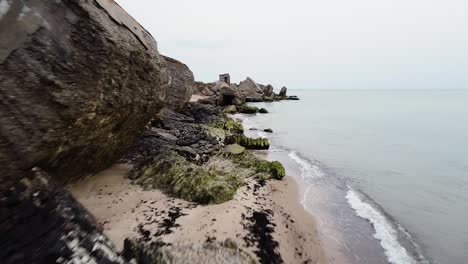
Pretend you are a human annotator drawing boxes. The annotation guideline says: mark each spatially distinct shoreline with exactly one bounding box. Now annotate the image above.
[239,99,433,264]
[67,94,328,263]
[68,163,327,263]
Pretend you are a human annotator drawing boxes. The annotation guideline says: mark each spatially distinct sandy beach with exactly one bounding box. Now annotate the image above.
[68,163,327,263]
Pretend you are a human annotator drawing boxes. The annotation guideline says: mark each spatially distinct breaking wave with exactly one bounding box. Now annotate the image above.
[346,189,420,264]
[288,151,324,179]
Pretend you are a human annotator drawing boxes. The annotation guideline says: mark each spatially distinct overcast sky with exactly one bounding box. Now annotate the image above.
[116,0,467,90]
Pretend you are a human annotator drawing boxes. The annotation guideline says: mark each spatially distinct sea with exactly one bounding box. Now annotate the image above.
[240,90,468,264]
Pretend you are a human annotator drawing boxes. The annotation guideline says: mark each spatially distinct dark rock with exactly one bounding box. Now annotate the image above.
[0,168,126,264]
[279,86,288,96]
[259,108,269,114]
[238,104,259,114]
[245,96,264,102]
[0,0,170,185]
[264,128,273,133]
[218,85,244,106]
[162,56,194,109]
[286,95,300,100]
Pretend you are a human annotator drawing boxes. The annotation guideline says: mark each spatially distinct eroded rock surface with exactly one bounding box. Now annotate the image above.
[163,55,194,109]
[0,0,169,185]
[0,1,171,263]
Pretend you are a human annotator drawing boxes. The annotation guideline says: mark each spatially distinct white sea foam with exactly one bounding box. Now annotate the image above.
[288,151,324,179]
[256,131,268,138]
[346,189,417,264]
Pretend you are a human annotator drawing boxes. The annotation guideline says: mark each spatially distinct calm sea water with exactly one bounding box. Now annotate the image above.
[243,90,468,264]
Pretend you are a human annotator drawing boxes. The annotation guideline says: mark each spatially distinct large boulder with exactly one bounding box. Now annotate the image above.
[263,84,274,97]
[163,55,194,109]
[0,0,170,186]
[238,77,263,95]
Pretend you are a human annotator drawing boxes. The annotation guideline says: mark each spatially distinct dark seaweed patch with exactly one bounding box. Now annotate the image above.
[243,211,283,264]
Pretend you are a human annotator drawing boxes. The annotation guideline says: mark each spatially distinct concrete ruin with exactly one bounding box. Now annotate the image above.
[219,73,230,85]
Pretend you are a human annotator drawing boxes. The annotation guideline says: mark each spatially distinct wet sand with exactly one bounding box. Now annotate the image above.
[68,163,327,263]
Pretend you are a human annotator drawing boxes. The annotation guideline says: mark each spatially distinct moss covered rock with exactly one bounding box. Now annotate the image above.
[254,160,286,180]
[224,144,246,155]
[234,135,270,150]
[224,151,286,180]
[137,153,242,204]
[238,104,259,114]
[224,118,244,134]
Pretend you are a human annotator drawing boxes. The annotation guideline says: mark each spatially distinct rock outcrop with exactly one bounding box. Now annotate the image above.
[237,77,264,101]
[163,55,194,109]
[0,0,169,185]
[0,0,172,263]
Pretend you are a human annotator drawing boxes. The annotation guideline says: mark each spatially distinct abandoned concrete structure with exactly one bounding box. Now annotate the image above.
[219,73,230,85]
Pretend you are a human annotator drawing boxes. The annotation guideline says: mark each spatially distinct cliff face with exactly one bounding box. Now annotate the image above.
[0,0,170,186]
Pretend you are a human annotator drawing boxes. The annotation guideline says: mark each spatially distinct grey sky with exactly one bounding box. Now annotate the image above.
[117,0,468,89]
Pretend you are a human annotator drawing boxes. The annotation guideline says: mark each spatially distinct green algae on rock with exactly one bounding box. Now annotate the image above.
[232,135,270,150]
[224,144,246,155]
[224,150,286,180]
[224,118,244,134]
[136,152,243,204]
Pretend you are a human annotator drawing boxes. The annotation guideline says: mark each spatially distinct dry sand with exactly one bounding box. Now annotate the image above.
[68,164,327,264]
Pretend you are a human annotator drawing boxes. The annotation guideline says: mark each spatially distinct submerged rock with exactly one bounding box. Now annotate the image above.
[0,0,170,185]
